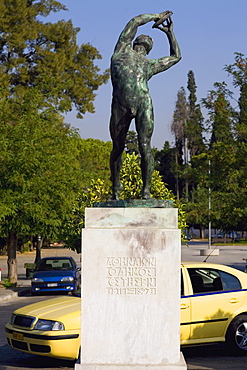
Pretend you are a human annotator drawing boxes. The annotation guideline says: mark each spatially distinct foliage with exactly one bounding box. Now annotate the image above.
[209,142,247,231]
[155,141,177,194]
[0,0,109,117]
[2,278,15,288]
[186,71,205,156]
[225,53,247,142]
[171,86,188,145]
[202,82,235,145]
[121,154,187,240]
[0,0,110,282]
[0,88,83,281]
[79,138,112,188]
[63,153,187,252]
[60,178,110,252]
[125,131,139,155]
[0,89,82,235]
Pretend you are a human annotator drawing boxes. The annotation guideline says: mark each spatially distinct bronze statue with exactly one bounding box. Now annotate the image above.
[109,11,181,199]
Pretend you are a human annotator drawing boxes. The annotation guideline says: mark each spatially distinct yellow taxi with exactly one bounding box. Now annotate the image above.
[181,262,247,354]
[5,262,247,360]
[5,295,81,361]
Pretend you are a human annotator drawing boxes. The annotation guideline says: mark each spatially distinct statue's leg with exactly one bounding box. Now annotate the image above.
[136,102,154,199]
[110,103,131,200]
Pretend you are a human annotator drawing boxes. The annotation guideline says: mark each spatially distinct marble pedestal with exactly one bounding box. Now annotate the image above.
[75,207,186,370]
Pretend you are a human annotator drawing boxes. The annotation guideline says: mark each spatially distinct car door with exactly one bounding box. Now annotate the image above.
[180,267,191,343]
[187,267,246,343]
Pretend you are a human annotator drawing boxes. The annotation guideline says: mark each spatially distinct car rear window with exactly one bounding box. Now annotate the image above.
[188,268,241,294]
[219,270,241,291]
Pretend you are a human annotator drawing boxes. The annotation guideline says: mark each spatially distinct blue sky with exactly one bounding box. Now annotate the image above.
[48,0,247,149]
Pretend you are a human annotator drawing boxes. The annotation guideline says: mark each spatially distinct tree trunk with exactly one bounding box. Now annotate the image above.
[30,235,34,251]
[7,231,18,284]
[200,226,205,239]
[35,235,43,266]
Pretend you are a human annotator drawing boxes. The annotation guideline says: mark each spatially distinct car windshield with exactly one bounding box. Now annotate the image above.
[37,259,72,271]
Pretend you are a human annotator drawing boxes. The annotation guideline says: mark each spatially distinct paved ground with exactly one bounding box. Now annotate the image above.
[1,241,247,302]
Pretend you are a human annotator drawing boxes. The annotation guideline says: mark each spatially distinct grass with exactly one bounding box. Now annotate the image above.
[212,240,247,246]
[2,278,16,288]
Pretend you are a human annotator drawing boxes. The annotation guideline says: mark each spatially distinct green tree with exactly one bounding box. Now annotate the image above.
[60,178,110,252]
[186,70,205,156]
[0,0,110,282]
[184,153,210,238]
[155,141,177,194]
[0,0,109,116]
[225,53,247,142]
[0,89,82,282]
[202,82,234,146]
[171,86,188,200]
[79,138,112,188]
[209,143,247,232]
[184,71,205,203]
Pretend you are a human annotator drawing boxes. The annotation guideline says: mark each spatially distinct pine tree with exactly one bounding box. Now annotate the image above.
[186,71,205,156]
[171,87,188,199]
[155,141,177,194]
[225,53,247,142]
[202,82,234,145]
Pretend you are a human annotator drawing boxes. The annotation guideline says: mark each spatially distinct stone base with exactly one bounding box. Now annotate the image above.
[75,352,187,370]
[78,207,186,370]
[200,248,219,256]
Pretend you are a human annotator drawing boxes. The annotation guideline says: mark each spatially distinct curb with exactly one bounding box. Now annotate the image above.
[0,287,30,303]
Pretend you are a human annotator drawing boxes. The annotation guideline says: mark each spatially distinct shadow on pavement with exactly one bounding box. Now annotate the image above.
[0,343,75,369]
[182,343,247,370]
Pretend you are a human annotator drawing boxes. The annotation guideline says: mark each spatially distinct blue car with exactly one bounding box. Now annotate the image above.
[31,257,81,295]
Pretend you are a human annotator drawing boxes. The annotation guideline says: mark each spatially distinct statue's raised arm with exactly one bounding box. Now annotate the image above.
[150,12,181,76]
[113,13,163,55]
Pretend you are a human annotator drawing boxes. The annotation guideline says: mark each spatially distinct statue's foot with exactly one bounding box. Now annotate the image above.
[111,182,123,200]
[142,190,150,200]
[111,193,119,201]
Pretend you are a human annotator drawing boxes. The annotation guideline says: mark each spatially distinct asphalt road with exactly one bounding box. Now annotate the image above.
[0,293,75,370]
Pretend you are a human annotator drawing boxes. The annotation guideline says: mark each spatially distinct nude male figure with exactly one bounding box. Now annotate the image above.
[109,11,181,199]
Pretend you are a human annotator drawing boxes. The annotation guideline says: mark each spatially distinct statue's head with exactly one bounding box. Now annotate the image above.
[133,34,153,55]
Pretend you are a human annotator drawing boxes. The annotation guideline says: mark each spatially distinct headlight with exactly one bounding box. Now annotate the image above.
[34,319,64,331]
[10,314,16,325]
[32,278,44,282]
[61,276,74,282]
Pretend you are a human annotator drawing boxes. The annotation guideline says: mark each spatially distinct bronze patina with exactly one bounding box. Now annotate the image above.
[109,11,181,200]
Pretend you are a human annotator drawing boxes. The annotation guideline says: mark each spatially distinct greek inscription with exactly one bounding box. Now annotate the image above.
[106,257,157,295]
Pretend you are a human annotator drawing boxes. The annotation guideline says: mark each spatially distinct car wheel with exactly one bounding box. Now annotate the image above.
[226,315,247,355]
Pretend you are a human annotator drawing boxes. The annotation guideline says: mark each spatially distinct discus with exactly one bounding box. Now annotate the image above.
[152,11,173,28]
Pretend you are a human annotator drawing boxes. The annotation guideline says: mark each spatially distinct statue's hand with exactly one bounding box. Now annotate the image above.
[152,11,173,32]
[158,17,173,33]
